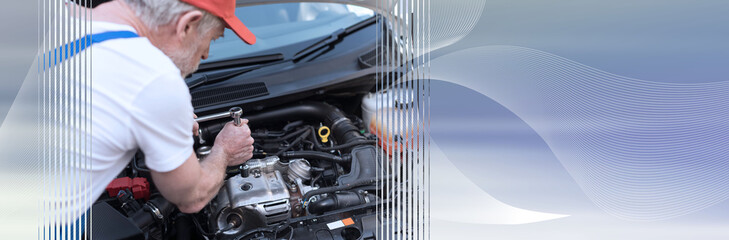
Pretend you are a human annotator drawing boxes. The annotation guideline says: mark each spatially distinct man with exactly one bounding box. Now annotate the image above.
[62,0,256,222]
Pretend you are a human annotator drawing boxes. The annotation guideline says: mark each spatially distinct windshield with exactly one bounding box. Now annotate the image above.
[203,3,375,63]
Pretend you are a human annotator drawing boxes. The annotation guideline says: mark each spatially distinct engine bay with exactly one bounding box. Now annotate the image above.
[202,101,382,240]
[92,97,398,240]
[81,11,410,239]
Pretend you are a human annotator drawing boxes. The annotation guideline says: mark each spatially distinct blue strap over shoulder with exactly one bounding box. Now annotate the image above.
[45,30,139,69]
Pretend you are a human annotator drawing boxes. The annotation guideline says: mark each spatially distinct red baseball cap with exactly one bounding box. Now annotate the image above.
[180,0,256,45]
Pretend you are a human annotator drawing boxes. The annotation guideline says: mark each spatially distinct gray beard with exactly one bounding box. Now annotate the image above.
[166,46,199,77]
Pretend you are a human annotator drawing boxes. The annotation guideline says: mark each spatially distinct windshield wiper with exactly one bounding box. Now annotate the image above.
[197,53,284,72]
[186,53,284,89]
[292,15,378,62]
[188,16,378,89]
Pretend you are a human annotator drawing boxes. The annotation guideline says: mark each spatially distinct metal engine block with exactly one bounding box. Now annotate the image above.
[210,156,313,237]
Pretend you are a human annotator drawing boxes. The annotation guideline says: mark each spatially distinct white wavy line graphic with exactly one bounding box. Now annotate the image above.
[430,140,569,224]
[430,45,729,221]
[382,0,485,52]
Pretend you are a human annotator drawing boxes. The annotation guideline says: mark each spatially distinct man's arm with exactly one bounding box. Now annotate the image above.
[150,151,224,213]
[129,70,253,213]
[150,120,254,213]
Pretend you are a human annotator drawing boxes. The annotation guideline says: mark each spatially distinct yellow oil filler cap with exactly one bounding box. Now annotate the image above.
[318,126,331,143]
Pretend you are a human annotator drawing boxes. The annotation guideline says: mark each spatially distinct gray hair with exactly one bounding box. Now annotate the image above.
[123,0,223,35]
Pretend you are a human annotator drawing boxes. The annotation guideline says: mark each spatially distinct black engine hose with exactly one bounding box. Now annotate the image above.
[321,139,377,150]
[250,130,285,138]
[303,175,391,201]
[129,196,175,230]
[201,102,366,147]
[280,151,351,164]
[307,191,375,214]
[263,126,310,143]
[305,127,376,151]
[273,128,311,156]
[232,223,291,240]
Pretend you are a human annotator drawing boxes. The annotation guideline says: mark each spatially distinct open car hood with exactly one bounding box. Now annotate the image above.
[236,0,392,15]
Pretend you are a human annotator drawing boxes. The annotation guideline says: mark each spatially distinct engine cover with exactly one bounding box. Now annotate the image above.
[211,157,292,237]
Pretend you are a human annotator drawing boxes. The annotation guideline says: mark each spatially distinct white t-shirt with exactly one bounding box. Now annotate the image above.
[58,21,194,223]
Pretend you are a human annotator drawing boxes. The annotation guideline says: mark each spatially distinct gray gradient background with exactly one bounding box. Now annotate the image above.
[0,1,40,239]
[0,2,37,123]
[429,0,729,239]
[433,0,729,83]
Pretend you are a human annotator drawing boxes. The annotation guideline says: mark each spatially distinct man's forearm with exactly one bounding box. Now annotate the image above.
[176,147,228,213]
[194,148,229,207]
[153,146,229,213]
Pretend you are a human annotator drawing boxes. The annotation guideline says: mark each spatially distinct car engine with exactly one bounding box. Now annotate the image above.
[91,98,397,240]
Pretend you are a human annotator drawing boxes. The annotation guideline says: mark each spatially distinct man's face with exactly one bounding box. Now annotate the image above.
[166,23,225,77]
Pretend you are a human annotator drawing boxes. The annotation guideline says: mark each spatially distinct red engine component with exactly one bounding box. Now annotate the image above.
[106,177,150,200]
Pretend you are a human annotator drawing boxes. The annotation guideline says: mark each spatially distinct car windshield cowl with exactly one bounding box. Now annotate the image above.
[203,2,375,64]
[197,53,284,72]
[187,53,285,89]
[190,13,378,89]
[292,15,377,62]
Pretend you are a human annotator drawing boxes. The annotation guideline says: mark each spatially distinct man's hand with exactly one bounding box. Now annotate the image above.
[213,119,254,166]
[151,119,254,213]
[193,114,199,136]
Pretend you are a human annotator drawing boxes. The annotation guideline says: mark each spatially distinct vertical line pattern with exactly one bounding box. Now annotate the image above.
[425,0,430,236]
[63,1,68,238]
[71,3,76,239]
[379,4,383,237]
[41,0,46,239]
[87,1,93,239]
[53,0,58,238]
[90,3,94,239]
[376,0,429,239]
[40,1,91,239]
[64,0,69,237]
[37,1,434,239]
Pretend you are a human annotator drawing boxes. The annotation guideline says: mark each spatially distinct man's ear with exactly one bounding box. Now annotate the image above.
[175,10,204,39]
